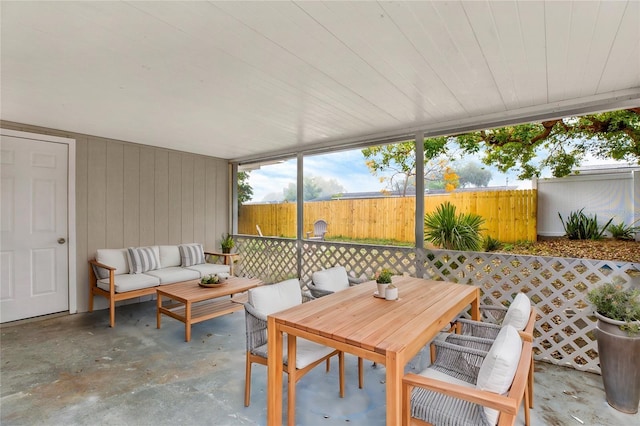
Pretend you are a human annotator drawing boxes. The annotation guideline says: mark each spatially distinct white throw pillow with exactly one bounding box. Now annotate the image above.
[126,246,160,274]
[502,293,531,331]
[249,279,302,316]
[476,325,522,425]
[158,245,181,268]
[179,243,205,267]
[95,248,130,277]
[312,266,350,292]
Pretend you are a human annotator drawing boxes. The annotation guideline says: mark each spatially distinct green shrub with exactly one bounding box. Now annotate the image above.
[424,202,484,251]
[608,221,639,240]
[558,208,613,240]
[483,235,502,252]
[587,282,640,334]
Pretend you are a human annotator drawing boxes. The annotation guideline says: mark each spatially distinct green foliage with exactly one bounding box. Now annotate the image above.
[424,202,485,251]
[237,171,253,204]
[362,110,639,184]
[220,233,235,251]
[283,176,346,202]
[558,209,613,240]
[456,161,493,187]
[587,282,640,334]
[375,268,393,284]
[483,235,503,252]
[608,220,640,240]
[361,138,456,196]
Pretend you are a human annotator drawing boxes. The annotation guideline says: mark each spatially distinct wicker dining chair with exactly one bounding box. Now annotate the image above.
[448,292,536,413]
[243,278,345,424]
[305,265,366,387]
[403,325,532,426]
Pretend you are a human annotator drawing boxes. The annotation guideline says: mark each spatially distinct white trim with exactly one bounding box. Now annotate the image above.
[0,128,77,315]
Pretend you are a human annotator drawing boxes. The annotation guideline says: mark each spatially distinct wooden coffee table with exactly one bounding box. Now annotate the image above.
[156,276,262,342]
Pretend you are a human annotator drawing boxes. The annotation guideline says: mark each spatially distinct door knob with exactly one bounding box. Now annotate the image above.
[58,238,66,244]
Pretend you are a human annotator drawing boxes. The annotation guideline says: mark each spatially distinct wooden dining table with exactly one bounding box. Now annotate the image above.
[266,276,480,426]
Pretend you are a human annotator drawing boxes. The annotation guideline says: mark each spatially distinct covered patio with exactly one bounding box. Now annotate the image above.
[0,298,633,426]
[1,1,639,425]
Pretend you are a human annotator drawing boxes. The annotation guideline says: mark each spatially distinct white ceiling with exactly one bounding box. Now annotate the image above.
[2,1,639,163]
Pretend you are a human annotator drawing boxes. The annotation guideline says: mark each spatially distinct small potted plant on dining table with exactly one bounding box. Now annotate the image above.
[587,281,640,413]
[375,268,393,297]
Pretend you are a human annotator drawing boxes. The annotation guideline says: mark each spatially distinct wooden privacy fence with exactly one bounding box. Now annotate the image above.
[239,189,537,243]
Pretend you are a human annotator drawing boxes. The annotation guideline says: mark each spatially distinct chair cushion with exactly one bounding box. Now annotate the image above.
[252,336,335,369]
[248,278,302,316]
[97,273,160,293]
[159,245,181,268]
[186,263,230,277]
[95,248,130,277]
[145,267,200,284]
[312,266,350,292]
[126,246,160,274]
[476,325,522,425]
[502,293,531,331]
[179,243,205,267]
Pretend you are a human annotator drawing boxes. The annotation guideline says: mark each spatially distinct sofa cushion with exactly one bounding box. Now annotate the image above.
[179,243,205,267]
[248,278,302,316]
[145,267,200,284]
[95,248,130,278]
[312,266,350,292]
[476,325,522,425]
[159,245,181,268]
[185,263,230,277]
[97,273,160,293]
[126,246,160,274]
[502,293,531,331]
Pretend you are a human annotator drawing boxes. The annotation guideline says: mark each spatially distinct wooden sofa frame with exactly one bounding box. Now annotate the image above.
[88,251,222,328]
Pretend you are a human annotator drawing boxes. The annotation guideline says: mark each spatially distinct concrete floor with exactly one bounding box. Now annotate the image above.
[1,299,638,426]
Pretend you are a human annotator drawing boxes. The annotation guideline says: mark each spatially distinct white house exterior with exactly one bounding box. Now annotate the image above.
[534,165,640,240]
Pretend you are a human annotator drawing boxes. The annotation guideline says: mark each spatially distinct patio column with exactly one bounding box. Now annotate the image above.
[415,132,426,279]
[296,153,304,276]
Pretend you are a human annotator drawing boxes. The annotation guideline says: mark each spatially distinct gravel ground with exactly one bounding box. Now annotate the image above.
[498,238,640,263]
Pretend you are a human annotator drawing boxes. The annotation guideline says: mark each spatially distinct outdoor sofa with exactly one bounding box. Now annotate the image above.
[88,244,230,327]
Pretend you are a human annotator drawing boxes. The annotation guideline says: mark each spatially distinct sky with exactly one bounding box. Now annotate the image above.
[245,146,630,203]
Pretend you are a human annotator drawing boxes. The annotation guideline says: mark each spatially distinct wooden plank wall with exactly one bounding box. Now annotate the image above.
[1,121,229,313]
[239,189,537,243]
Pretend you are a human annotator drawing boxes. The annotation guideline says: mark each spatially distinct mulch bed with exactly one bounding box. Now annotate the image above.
[500,238,639,263]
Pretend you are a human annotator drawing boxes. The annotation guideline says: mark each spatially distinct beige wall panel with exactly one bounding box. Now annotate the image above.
[181,155,195,244]
[139,147,155,246]
[168,152,182,244]
[105,143,124,248]
[154,151,169,245]
[123,145,140,247]
[193,157,206,246]
[205,159,217,250]
[87,138,107,251]
[1,121,229,315]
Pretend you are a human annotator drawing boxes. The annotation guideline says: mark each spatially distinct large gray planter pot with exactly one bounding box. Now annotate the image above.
[595,312,640,414]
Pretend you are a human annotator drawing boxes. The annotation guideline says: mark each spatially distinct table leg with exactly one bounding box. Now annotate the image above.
[386,351,402,425]
[287,334,297,426]
[185,301,192,342]
[267,316,283,426]
[156,293,162,329]
[471,287,481,320]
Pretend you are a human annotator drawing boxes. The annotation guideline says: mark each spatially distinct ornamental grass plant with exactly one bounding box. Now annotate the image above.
[424,202,484,251]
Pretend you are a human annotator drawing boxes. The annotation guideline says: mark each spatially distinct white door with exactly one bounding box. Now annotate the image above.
[1,135,69,322]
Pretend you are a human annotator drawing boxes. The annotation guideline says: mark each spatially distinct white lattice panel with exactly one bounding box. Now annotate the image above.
[234,236,640,373]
